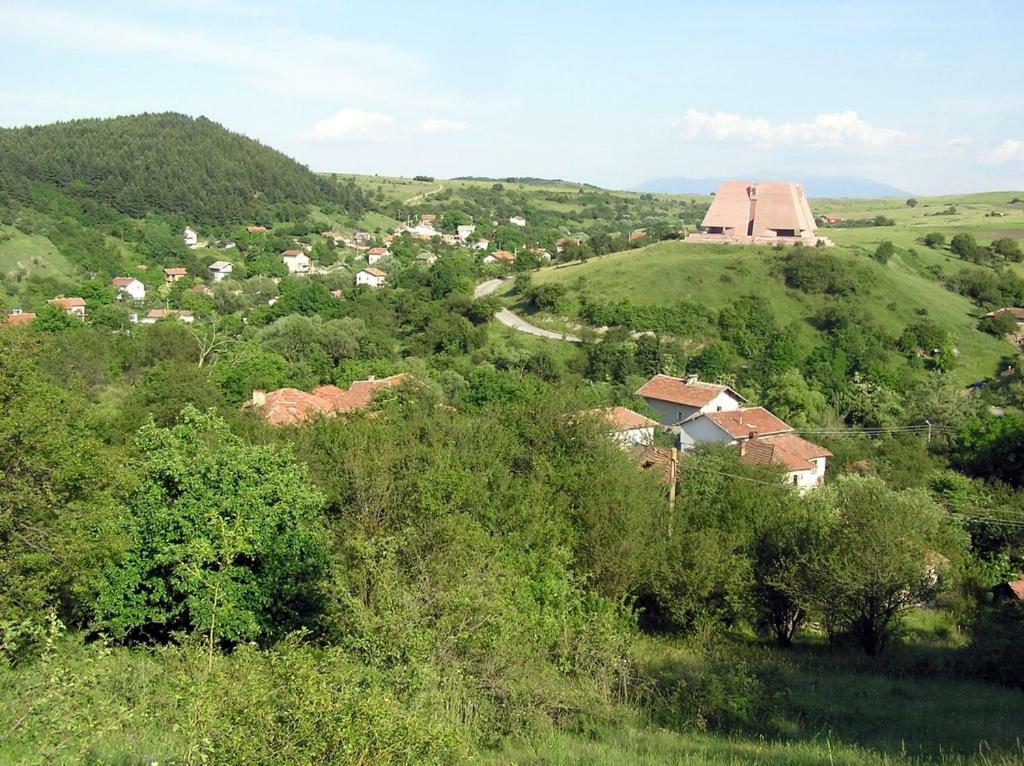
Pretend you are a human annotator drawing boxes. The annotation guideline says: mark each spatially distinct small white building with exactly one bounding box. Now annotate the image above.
[739,434,832,492]
[48,296,86,319]
[406,223,439,240]
[483,250,515,265]
[471,238,490,251]
[111,277,146,302]
[183,226,199,249]
[366,247,390,265]
[456,224,476,242]
[139,309,195,325]
[356,267,387,288]
[281,249,311,274]
[208,261,233,282]
[509,215,527,227]
[583,406,658,447]
[635,374,746,426]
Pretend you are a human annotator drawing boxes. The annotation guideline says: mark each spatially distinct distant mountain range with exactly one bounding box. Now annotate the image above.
[633,175,913,199]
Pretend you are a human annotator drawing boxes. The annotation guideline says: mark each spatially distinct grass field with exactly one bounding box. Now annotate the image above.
[515,235,1014,384]
[0,225,78,283]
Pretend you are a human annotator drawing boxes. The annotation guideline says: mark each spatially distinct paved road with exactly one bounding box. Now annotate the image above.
[475,278,582,342]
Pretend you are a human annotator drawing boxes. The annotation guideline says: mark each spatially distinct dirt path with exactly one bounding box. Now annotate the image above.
[404,183,445,205]
[474,278,582,342]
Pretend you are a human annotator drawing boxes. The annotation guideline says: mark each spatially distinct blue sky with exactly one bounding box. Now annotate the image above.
[2,0,1022,194]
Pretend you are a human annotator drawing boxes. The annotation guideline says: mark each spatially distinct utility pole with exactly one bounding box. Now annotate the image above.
[667,448,677,536]
[925,420,932,445]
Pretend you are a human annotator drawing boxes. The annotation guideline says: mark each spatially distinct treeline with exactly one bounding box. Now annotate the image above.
[0,113,366,224]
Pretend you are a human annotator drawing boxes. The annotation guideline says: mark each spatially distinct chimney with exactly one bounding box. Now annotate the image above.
[252,390,267,407]
[367,375,375,382]
[685,374,698,385]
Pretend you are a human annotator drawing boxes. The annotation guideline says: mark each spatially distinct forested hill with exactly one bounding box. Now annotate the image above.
[0,113,366,224]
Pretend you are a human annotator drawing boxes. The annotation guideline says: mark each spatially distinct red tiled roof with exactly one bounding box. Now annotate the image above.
[361,267,387,277]
[629,444,677,485]
[704,407,792,439]
[146,309,194,320]
[111,277,139,287]
[49,297,86,309]
[636,374,745,408]
[190,284,213,294]
[281,249,304,257]
[367,247,389,256]
[250,374,416,425]
[163,267,187,276]
[583,406,658,431]
[247,226,268,233]
[490,250,515,261]
[740,433,830,472]
[5,312,35,325]
[1008,578,1024,600]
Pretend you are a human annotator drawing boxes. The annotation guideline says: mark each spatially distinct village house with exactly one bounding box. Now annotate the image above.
[817,214,844,225]
[471,238,490,251]
[635,374,745,426]
[183,226,199,248]
[583,406,658,447]
[281,249,311,274]
[163,267,188,284]
[483,250,515,265]
[366,247,390,265]
[5,309,36,326]
[356,267,388,288]
[208,261,233,282]
[111,276,146,302]
[416,251,438,265]
[992,576,1024,607]
[352,231,371,245]
[629,228,647,242]
[246,373,416,426]
[420,214,438,226]
[556,237,582,251]
[679,406,831,491]
[456,224,476,242]
[48,296,86,319]
[246,225,268,233]
[509,215,527,227]
[406,222,439,240]
[986,307,1024,329]
[190,284,214,297]
[139,308,195,325]
[529,247,553,262]
[688,181,827,247]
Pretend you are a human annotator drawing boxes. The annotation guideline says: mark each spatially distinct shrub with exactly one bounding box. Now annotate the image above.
[923,232,946,248]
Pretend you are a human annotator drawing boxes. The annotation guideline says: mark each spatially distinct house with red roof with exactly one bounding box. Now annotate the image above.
[111,276,146,301]
[366,247,390,265]
[483,250,515,265]
[246,374,416,426]
[48,296,86,319]
[281,249,311,274]
[355,267,387,288]
[636,374,746,426]
[5,309,36,326]
[163,267,188,284]
[582,406,659,447]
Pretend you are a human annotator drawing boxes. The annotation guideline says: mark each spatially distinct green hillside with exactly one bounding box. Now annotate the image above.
[0,113,367,224]
[519,238,1014,385]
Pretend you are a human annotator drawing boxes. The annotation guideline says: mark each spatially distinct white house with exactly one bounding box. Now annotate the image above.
[509,215,527,227]
[456,224,476,242]
[183,226,199,249]
[483,250,515,265]
[281,249,311,274]
[635,374,746,427]
[406,223,439,240]
[676,406,831,492]
[366,247,390,265]
[415,251,437,265]
[110,277,146,302]
[48,296,86,319]
[583,406,658,447]
[356,267,387,288]
[471,238,490,251]
[208,261,233,282]
[163,267,188,284]
[139,309,195,325]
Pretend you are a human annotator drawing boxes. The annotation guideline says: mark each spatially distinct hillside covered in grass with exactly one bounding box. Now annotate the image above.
[0,113,367,224]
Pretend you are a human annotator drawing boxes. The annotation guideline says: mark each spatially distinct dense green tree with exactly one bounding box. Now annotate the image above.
[94,408,329,645]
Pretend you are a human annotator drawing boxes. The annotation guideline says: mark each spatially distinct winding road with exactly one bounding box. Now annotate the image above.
[474,278,582,342]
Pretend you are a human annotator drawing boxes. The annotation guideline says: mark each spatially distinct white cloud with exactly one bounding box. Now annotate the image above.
[415,118,473,135]
[673,109,908,154]
[305,108,396,141]
[981,139,1024,163]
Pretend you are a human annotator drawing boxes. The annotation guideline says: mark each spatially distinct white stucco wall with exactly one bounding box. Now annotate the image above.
[611,426,655,447]
[678,417,733,450]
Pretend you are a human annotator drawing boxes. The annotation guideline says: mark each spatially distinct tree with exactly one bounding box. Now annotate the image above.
[94,407,329,646]
[873,240,895,264]
[950,232,980,261]
[906,198,918,208]
[923,232,946,249]
[806,476,965,655]
[979,310,1021,337]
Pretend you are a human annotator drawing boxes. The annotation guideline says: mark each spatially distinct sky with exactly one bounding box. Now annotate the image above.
[1,0,1022,195]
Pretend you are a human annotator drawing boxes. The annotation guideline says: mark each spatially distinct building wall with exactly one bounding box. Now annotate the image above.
[678,417,733,450]
[284,255,310,273]
[642,390,741,427]
[611,426,655,447]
